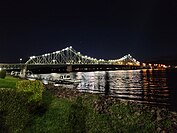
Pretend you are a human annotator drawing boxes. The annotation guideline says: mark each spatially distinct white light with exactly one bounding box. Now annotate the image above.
[30,56,35,59]
[0,67,2,71]
[142,63,146,66]
[77,52,80,54]
[45,54,48,56]
[20,58,22,61]
[69,46,72,49]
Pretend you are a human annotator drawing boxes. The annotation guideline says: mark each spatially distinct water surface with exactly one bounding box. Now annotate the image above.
[40,69,177,111]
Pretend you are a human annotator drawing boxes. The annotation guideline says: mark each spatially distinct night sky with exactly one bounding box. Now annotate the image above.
[0,0,177,63]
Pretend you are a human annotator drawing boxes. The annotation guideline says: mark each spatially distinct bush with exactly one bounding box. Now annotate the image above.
[0,70,6,79]
[0,88,31,133]
[16,80,43,103]
[28,90,53,116]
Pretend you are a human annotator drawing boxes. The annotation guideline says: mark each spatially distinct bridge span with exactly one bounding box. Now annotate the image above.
[0,63,141,73]
[0,46,148,76]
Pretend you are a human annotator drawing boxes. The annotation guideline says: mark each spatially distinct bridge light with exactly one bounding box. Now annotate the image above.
[142,63,146,66]
[52,60,56,63]
[69,46,72,49]
[136,61,140,65]
[44,54,48,56]
[30,56,35,59]
[77,52,80,54]
[0,67,1,71]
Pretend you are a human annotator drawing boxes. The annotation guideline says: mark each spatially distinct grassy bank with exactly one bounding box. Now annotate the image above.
[25,86,177,133]
[0,78,177,132]
[0,75,21,88]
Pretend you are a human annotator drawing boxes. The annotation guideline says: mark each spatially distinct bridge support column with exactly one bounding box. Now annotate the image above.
[19,65,27,78]
[66,65,72,72]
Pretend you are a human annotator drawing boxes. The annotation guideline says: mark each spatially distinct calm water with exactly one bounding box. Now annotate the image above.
[40,69,177,111]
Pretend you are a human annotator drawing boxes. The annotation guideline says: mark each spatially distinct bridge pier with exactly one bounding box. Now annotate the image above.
[66,65,72,72]
[19,65,27,78]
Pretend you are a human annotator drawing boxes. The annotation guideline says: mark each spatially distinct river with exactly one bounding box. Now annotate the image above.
[39,69,177,111]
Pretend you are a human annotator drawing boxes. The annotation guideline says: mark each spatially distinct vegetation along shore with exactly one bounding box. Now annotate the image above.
[0,75,177,133]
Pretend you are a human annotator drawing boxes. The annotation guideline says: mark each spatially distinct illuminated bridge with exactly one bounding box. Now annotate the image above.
[0,46,142,75]
[26,46,140,66]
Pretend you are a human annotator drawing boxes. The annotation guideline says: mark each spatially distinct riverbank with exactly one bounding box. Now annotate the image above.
[1,77,177,132]
[33,84,177,133]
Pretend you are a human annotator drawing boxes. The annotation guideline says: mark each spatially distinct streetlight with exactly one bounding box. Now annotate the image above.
[20,58,22,64]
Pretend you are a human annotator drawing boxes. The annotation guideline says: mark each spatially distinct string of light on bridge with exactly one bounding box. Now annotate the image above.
[26,46,140,66]
[0,46,170,70]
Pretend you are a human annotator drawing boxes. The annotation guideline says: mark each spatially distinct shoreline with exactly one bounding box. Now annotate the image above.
[45,84,177,132]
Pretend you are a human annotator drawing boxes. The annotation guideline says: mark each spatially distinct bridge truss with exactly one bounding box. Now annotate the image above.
[109,54,140,66]
[25,46,140,66]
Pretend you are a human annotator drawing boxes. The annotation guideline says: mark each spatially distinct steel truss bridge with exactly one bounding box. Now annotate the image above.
[0,46,141,73]
[26,46,140,66]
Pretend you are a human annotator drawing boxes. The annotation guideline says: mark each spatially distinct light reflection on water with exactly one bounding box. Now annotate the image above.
[75,70,169,105]
[40,69,175,107]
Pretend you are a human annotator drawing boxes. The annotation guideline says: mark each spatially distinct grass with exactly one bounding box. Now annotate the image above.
[24,89,175,133]
[25,91,73,133]
[0,77,176,132]
[0,75,21,88]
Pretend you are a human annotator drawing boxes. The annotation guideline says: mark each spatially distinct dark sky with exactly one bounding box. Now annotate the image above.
[0,0,177,63]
